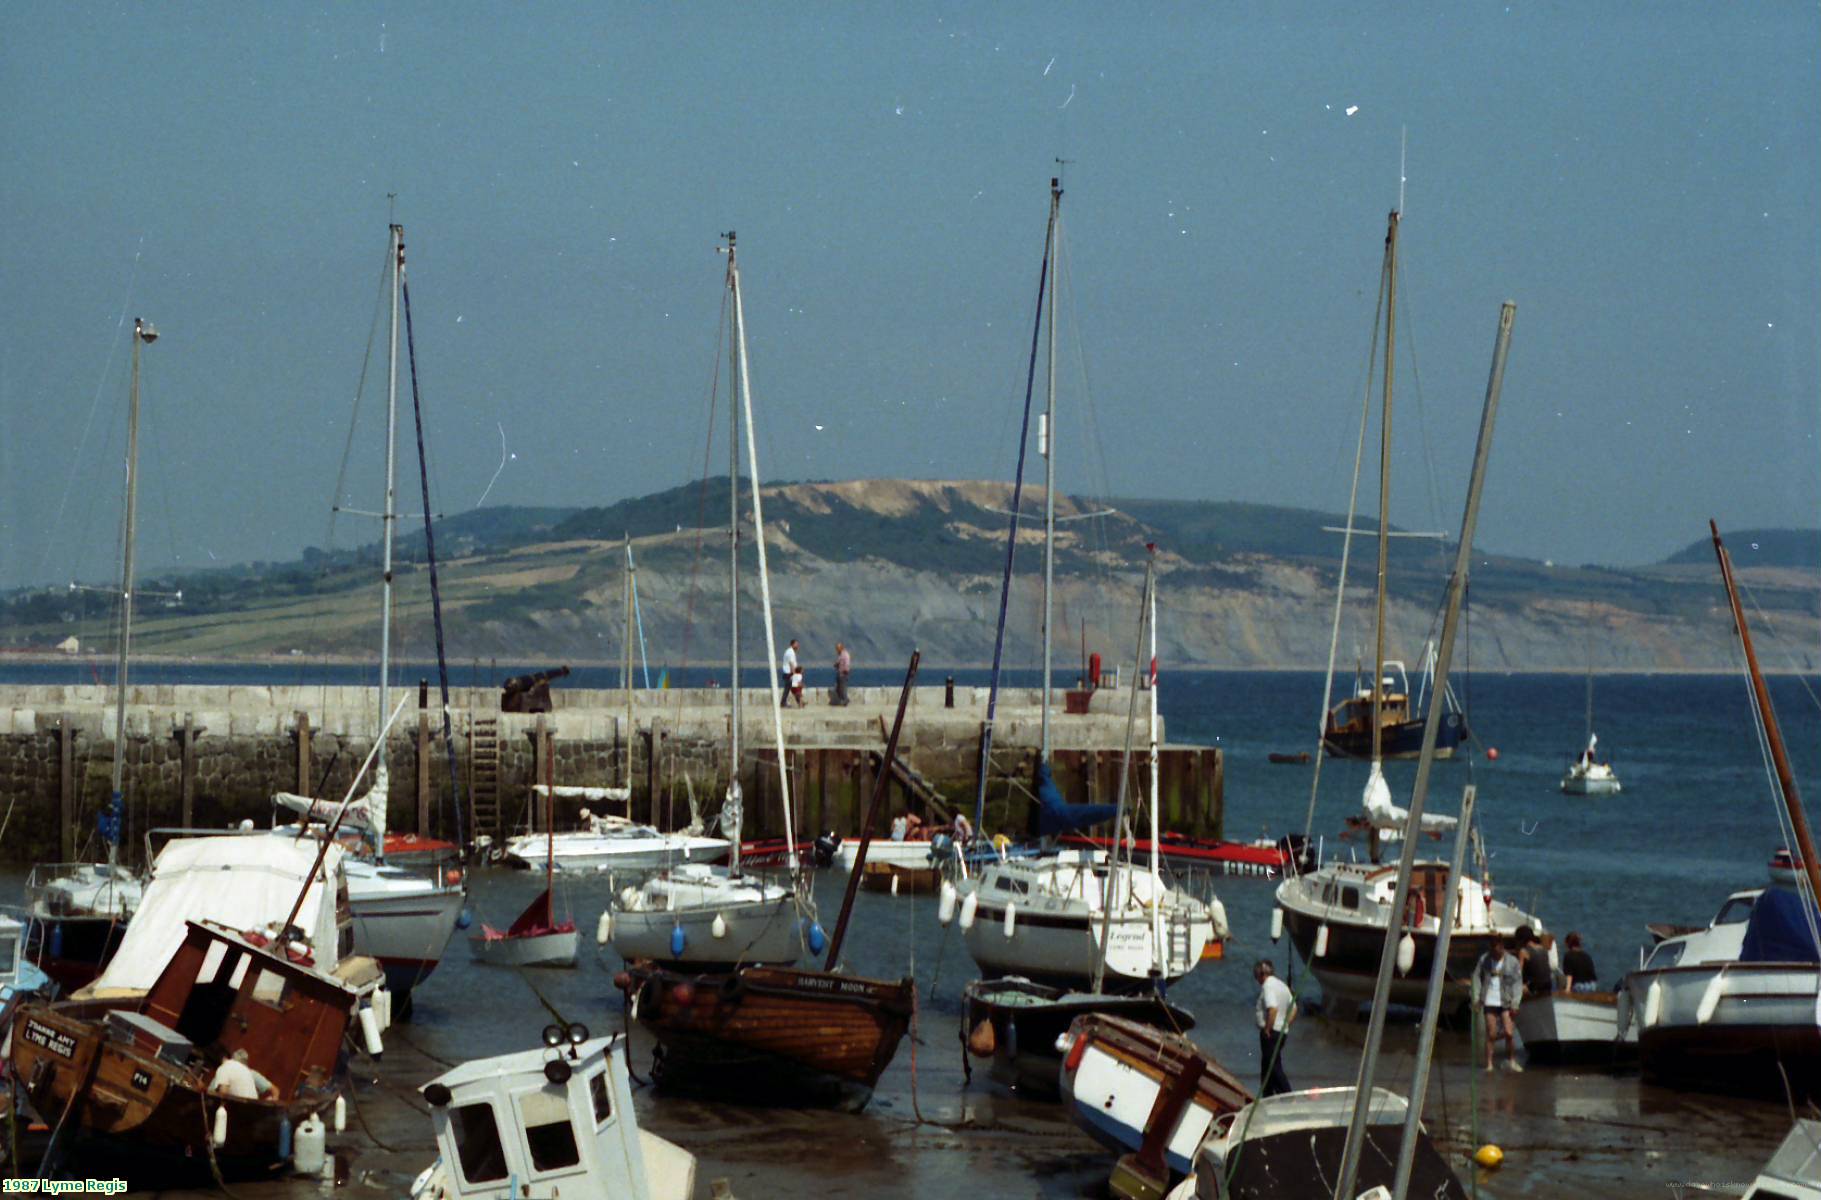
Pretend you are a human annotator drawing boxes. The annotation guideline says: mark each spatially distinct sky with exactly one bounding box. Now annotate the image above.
[2,4,1817,591]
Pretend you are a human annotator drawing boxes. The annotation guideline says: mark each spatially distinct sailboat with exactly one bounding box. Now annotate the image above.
[24,318,158,992]
[608,250,809,966]
[471,739,578,968]
[271,224,465,1008]
[1316,209,1469,767]
[1561,670,1622,794]
[944,179,1222,992]
[963,549,1199,1096]
[1619,523,1821,1097]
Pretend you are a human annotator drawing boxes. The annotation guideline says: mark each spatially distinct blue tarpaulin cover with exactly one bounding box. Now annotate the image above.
[1034,760,1118,837]
[1739,886,1821,964]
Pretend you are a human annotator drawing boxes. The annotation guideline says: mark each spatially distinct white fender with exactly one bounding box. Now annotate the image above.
[959,890,979,931]
[333,1094,347,1134]
[212,1105,229,1147]
[597,910,613,945]
[1269,907,1284,943]
[712,913,728,940]
[1314,924,1330,958]
[620,886,639,910]
[1003,901,1017,938]
[938,881,958,926]
[1696,971,1726,1025]
[1396,932,1416,977]
[891,873,900,896]
[360,1007,383,1057]
[1644,979,1663,1028]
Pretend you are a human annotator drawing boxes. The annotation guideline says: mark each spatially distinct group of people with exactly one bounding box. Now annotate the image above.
[778,638,852,708]
[1251,928,1601,1095]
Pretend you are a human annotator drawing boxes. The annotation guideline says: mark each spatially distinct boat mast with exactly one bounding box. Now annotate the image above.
[727,236,799,873]
[1146,546,1164,962]
[1713,522,1821,905]
[623,537,635,790]
[1370,210,1399,767]
[1040,177,1062,760]
[1335,300,1514,1200]
[1093,551,1154,995]
[727,233,743,875]
[108,317,155,866]
[377,224,402,812]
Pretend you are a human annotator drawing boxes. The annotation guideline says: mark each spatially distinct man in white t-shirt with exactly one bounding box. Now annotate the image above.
[780,640,802,707]
[209,1048,277,1100]
[1253,958,1294,1097]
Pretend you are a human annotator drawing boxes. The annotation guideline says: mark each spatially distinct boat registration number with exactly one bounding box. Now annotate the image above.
[131,1068,153,1091]
[22,1019,76,1060]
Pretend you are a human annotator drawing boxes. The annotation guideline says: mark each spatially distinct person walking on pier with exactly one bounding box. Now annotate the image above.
[1253,959,1294,1097]
[832,641,852,706]
[780,639,803,708]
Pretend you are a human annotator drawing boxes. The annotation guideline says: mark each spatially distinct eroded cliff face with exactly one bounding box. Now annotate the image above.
[19,480,1817,671]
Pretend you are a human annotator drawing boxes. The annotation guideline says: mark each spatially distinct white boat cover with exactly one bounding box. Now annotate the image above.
[273,762,389,841]
[1362,762,1458,837]
[531,784,632,802]
[78,836,343,999]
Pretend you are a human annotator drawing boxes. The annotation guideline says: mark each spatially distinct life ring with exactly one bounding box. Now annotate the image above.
[1404,891,1427,930]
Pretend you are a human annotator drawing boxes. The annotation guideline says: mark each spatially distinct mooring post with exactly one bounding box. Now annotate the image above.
[645,719,660,826]
[175,713,201,829]
[416,679,432,836]
[294,711,312,795]
[59,718,77,862]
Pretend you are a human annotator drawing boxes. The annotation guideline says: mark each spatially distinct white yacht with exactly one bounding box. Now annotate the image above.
[504,811,728,873]
[1561,732,1622,795]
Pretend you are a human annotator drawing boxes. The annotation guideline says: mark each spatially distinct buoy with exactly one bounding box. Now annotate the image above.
[455,908,473,931]
[444,867,462,886]
[612,971,632,992]
[807,921,828,955]
[596,911,613,945]
[959,891,979,931]
[938,881,958,926]
[360,1006,383,1057]
[1396,931,1416,977]
[293,1113,326,1176]
[1474,1144,1504,1169]
[670,926,687,958]
[1644,979,1663,1028]
[968,1019,996,1057]
[890,873,900,896]
[1314,924,1330,958]
[672,982,696,1008]
[1003,901,1017,938]
[212,1105,229,1146]
[333,1095,347,1134]
[712,914,728,940]
[1697,972,1726,1025]
[1269,907,1284,943]
[1486,747,1500,762]
[278,1114,293,1162]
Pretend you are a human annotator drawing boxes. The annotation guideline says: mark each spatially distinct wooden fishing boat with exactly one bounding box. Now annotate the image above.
[962,976,1192,1097]
[12,919,381,1179]
[617,962,913,1108]
[1057,1012,1252,1199]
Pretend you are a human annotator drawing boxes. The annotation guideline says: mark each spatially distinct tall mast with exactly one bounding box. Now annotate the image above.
[109,317,155,865]
[726,233,743,875]
[1146,545,1163,963]
[379,225,402,791]
[1370,210,1399,766]
[623,537,635,789]
[727,237,799,873]
[1713,523,1821,905]
[1040,176,1063,759]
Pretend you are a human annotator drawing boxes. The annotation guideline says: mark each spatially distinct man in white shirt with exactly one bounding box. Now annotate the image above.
[1253,958,1294,1097]
[209,1048,277,1100]
[780,640,802,707]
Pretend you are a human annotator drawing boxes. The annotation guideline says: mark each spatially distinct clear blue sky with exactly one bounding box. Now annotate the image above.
[3,4,1816,590]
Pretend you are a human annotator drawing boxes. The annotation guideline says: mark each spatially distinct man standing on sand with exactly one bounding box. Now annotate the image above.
[1253,959,1294,1097]
[1474,938,1525,1072]
[780,639,801,708]
[832,642,852,706]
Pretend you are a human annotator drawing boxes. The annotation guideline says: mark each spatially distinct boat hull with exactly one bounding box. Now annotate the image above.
[964,902,1212,992]
[962,978,1193,1097]
[1627,962,1821,1096]
[619,963,913,1110]
[348,882,465,997]
[1280,904,1499,1010]
[505,835,731,873]
[1322,713,1467,760]
[468,928,578,968]
[1513,992,1635,1065]
[609,899,804,969]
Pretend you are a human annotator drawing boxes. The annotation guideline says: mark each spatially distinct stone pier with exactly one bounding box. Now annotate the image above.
[0,681,1222,864]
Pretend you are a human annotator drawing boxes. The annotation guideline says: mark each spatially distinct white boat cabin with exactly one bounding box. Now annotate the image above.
[1284,860,1493,933]
[1642,889,1760,972]
[415,1027,694,1200]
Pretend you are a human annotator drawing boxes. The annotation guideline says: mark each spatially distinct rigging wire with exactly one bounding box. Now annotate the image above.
[676,284,731,679]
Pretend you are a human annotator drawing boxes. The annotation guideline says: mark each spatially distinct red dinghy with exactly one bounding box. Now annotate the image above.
[470,741,578,968]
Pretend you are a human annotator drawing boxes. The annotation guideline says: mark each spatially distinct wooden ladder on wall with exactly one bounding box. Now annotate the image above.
[469,711,502,842]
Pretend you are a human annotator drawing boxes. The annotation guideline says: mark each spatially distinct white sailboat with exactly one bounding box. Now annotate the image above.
[1561,671,1621,795]
[946,180,1221,992]
[606,230,808,968]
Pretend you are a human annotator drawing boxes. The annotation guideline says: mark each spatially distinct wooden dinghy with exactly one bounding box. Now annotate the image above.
[962,976,1194,1097]
[617,962,913,1108]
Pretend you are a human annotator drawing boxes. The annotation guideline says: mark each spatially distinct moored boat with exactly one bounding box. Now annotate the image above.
[962,976,1193,1097]
[503,813,728,873]
[1513,990,1636,1065]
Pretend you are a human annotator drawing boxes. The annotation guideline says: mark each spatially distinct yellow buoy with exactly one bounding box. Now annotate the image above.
[1474,1144,1505,1169]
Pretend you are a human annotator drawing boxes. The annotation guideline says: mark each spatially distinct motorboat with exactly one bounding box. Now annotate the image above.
[411,1025,695,1200]
[1274,858,1545,1012]
[1322,655,1469,761]
[1514,989,1636,1065]
[504,811,728,873]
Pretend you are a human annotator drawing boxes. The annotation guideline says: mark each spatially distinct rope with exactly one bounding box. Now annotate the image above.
[197,1090,244,1199]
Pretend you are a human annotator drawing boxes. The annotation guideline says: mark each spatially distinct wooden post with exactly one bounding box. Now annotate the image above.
[59,719,77,862]
[646,719,659,826]
[416,680,432,836]
[175,713,200,829]
[294,711,312,795]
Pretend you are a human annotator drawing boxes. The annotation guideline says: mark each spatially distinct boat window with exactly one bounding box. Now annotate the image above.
[248,968,288,1009]
[518,1087,581,1172]
[1644,941,1684,971]
[451,1102,509,1184]
[0,935,15,974]
[994,876,1011,892]
[1714,897,1756,926]
[589,1072,612,1126]
[1340,887,1360,912]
